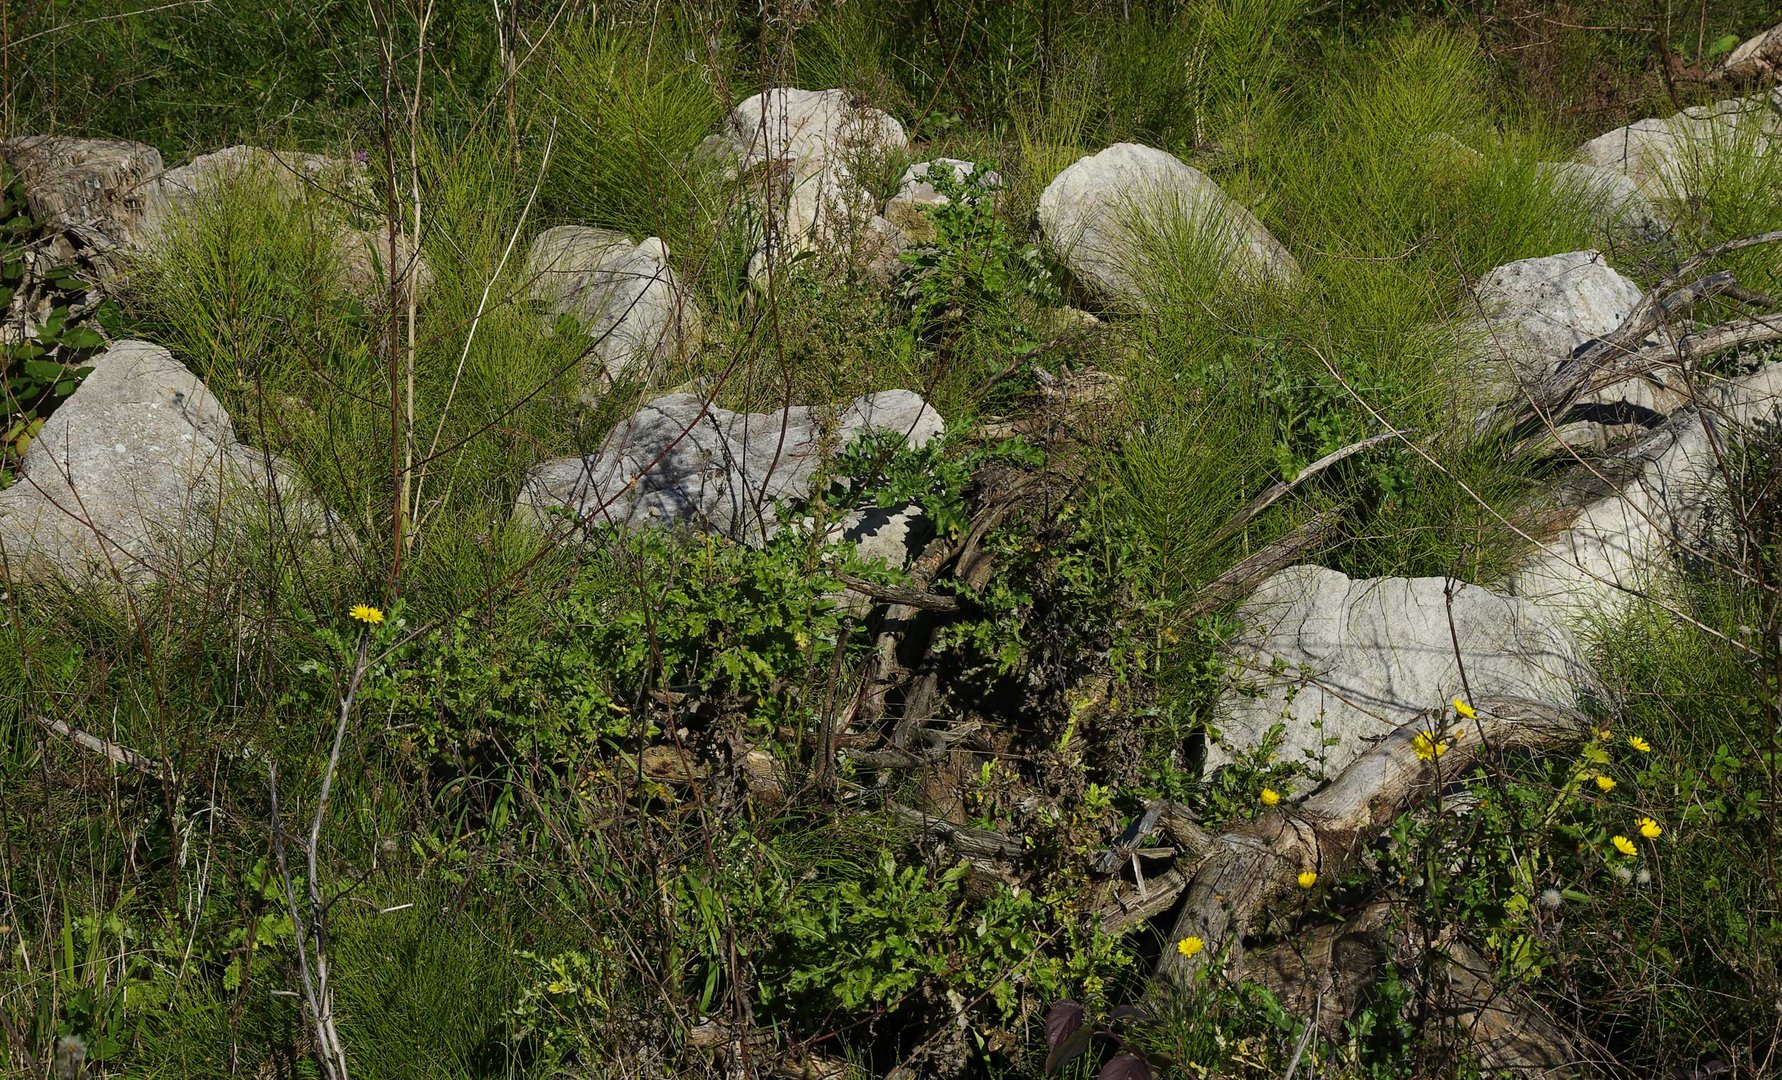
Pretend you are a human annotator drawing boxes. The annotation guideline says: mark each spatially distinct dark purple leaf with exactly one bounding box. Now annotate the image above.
[1045,1001,1086,1050]
[1044,1024,1094,1076]
[1099,1053,1153,1080]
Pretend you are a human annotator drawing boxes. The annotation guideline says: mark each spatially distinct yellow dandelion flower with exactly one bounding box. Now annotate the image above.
[1176,936,1205,958]
[1628,736,1651,753]
[1593,727,1613,742]
[1638,817,1662,839]
[349,604,384,626]
[1297,870,1318,889]
[1452,697,1477,720]
[1595,774,1616,793]
[1411,730,1449,761]
[1612,835,1637,857]
[1260,787,1281,806]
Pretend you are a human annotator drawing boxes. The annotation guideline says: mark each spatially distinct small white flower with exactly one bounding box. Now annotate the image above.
[1538,888,1562,909]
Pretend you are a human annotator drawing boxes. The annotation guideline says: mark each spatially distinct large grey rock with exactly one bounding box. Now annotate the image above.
[158,145,428,300]
[0,137,169,275]
[1037,143,1298,306]
[1536,160,1669,242]
[1718,22,1782,82]
[1464,250,1682,442]
[723,87,907,173]
[0,341,328,586]
[333,227,433,299]
[159,144,366,206]
[526,226,701,388]
[716,88,910,283]
[515,390,942,556]
[1576,89,1781,200]
[1209,565,1590,777]
[1470,250,1645,390]
[1508,364,1782,626]
[3,139,428,301]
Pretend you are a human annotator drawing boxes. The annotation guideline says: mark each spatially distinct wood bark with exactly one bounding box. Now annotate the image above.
[1153,696,1588,982]
[1243,903,1578,1074]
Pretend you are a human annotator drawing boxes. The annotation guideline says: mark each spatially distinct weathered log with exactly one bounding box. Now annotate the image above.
[1098,866,1195,933]
[838,573,963,612]
[1154,695,1588,985]
[1181,507,1346,620]
[887,806,1025,862]
[1244,903,1577,1074]
[687,1020,856,1078]
[1092,801,1221,932]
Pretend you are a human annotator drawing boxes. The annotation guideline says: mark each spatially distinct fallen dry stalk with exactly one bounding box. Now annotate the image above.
[34,714,170,782]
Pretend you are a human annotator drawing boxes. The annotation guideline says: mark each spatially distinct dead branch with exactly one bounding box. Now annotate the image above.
[837,573,963,612]
[1155,695,1588,985]
[1182,507,1347,620]
[687,1019,857,1078]
[1098,866,1196,933]
[34,714,170,782]
[1499,232,1782,433]
[887,806,1025,866]
[1208,433,1404,549]
[1092,801,1220,932]
[1243,903,1576,1073]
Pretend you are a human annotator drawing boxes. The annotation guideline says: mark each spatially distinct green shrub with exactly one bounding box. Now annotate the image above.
[532,19,724,257]
[1,165,119,484]
[364,524,855,775]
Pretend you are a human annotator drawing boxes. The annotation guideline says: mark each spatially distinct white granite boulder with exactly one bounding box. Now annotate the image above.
[0,341,330,587]
[158,144,367,206]
[1463,250,1685,442]
[158,145,430,300]
[3,138,429,299]
[1037,143,1298,307]
[525,225,701,389]
[1536,160,1669,242]
[723,87,907,172]
[1470,251,1645,390]
[714,88,911,284]
[1576,89,1781,201]
[515,389,942,560]
[1208,565,1591,777]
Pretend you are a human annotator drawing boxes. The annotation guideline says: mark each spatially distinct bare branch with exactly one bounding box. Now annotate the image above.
[1208,432,1405,549]
[34,714,170,781]
[1154,695,1588,985]
[1184,507,1347,619]
[837,573,963,612]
